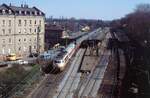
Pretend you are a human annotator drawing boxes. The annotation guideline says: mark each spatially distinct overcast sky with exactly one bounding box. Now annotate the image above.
[1,0,150,20]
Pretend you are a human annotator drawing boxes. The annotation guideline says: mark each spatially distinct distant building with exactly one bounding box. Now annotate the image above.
[0,4,45,57]
[81,26,90,32]
[45,24,64,49]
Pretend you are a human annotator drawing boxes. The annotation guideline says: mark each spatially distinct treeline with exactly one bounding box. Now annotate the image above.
[111,4,150,98]
[111,4,150,48]
[46,17,109,32]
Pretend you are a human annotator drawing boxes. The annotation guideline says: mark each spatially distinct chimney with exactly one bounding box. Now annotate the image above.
[9,3,11,6]
[21,4,23,7]
[24,4,28,8]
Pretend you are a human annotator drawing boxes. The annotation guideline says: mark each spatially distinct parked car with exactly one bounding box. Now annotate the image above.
[16,60,28,65]
[29,53,38,58]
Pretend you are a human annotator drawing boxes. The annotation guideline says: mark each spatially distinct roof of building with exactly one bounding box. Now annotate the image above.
[45,24,64,31]
[0,3,45,16]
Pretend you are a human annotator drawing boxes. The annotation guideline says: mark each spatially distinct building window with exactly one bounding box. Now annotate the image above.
[34,29,36,33]
[19,47,21,51]
[9,20,11,26]
[27,11,30,15]
[2,29,5,34]
[24,29,26,33]
[19,11,22,14]
[30,11,32,15]
[0,10,2,14]
[16,11,19,15]
[24,20,27,26]
[34,46,36,49]
[19,29,21,34]
[39,20,41,25]
[24,38,26,41]
[30,28,32,33]
[8,29,11,34]
[18,20,21,26]
[35,11,37,15]
[9,38,11,43]
[2,20,5,26]
[2,9,5,14]
[32,12,34,15]
[39,12,42,15]
[19,39,21,42]
[8,10,12,14]
[22,11,25,15]
[37,12,39,15]
[38,27,41,32]
[23,47,26,51]
[30,20,32,25]
[2,39,5,43]
[35,20,36,25]
[8,49,11,54]
[25,11,27,15]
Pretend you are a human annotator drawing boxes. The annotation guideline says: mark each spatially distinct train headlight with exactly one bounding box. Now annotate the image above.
[58,63,64,68]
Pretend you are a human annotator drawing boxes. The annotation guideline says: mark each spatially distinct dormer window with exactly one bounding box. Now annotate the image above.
[2,9,5,14]
[22,11,25,15]
[0,10,2,14]
[32,11,34,15]
[30,11,32,15]
[16,11,19,15]
[35,11,37,15]
[19,11,22,14]
[25,11,27,15]
[9,10,12,14]
[27,11,30,15]
[39,12,42,15]
[37,12,39,15]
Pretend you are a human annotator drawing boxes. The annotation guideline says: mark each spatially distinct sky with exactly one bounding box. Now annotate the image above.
[1,0,150,20]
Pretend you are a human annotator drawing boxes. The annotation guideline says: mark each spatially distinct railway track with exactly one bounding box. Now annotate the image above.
[27,49,85,98]
[28,58,74,98]
[75,49,111,98]
[53,49,86,98]
[74,32,112,98]
[27,29,111,98]
[52,32,112,98]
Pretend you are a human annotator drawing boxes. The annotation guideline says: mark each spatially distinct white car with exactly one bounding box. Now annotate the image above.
[16,60,28,65]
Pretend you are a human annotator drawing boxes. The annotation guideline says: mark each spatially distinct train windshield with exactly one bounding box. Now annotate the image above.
[54,60,61,63]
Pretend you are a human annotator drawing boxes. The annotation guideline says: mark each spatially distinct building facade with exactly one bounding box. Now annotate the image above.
[0,4,45,57]
[45,24,64,49]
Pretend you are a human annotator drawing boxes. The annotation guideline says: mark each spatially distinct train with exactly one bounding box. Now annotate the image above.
[53,43,77,71]
[39,28,103,73]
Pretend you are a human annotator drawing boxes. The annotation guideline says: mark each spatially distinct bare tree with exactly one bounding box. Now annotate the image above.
[119,4,150,47]
[135,4,150,12]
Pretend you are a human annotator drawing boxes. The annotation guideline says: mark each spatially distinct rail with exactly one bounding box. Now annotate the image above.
[53,49,86,98]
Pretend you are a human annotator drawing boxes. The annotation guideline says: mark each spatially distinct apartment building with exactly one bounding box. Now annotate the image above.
[0,4,45,57]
